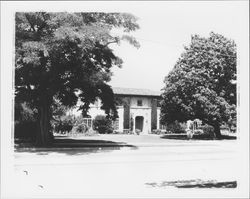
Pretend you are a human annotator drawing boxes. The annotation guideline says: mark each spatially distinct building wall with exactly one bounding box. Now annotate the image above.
[70,95,161,133]
[151,98,158,130]
[117,106,124,131]
[157,107,161,129]
[130,107,151,134]
[127,96,151,134]
[130,96,151,107]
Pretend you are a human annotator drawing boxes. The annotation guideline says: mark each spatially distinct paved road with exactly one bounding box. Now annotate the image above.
[11,135,243,198]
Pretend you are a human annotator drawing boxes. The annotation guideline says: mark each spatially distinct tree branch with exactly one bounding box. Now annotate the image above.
[25,14,36,32]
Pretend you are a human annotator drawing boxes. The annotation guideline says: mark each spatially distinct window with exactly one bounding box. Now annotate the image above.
[137,99,142,106]
[160,124,166,130]
[160,123,166,130]
[83,118,92,128]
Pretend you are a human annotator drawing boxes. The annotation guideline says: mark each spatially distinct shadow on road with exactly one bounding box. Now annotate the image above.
[15,136,138,156]
[53,137,135,147]
[145,179,237,188]
[160,134,237,140]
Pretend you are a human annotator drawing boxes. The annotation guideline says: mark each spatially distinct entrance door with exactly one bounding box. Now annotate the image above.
[135,116,144,132]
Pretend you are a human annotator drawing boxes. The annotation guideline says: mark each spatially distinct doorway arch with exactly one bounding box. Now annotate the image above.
[135,116,144,132]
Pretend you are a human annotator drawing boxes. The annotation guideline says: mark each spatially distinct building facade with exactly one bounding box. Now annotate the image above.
[71,87,163,134]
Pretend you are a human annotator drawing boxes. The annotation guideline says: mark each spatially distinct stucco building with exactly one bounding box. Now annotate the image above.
[71,87,163,134]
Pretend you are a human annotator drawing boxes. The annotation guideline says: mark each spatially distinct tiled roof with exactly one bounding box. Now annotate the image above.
[112,87,161,97]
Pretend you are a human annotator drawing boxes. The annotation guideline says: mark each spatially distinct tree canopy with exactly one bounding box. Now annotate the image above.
[15,12,140,145]
[161,32,236,138]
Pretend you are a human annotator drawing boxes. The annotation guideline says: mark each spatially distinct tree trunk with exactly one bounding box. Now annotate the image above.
[36,100,53,146]
[213,122,222,139]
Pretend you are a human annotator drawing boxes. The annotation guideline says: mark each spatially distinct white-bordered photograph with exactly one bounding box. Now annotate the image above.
[1,1,249,198]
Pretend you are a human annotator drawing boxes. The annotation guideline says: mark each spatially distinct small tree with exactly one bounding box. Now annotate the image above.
[161,32,236,138]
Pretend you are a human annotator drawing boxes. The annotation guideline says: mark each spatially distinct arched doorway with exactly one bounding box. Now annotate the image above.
[135,116,144,132]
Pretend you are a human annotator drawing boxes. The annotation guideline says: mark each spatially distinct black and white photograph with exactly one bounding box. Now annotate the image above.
[1,1,249,198]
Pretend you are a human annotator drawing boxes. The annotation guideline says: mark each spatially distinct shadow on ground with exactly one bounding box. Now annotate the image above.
[15,136,138,156]
[145,179,237,188]
[160,134,237,140]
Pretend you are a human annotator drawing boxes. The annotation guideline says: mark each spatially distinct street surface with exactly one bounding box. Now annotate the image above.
[12,135,242,198]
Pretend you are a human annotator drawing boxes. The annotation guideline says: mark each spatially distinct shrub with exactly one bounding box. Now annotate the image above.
[201,125,215,137]
[113,130,123,134]
[14,102,38,140]
[72,117,89,133]
[230,126,236,133]
[53,114,75,134]
[14,121,37,141]
[92,115,113,134]
[84,129,99,136]
[152,129,166,135]
[166,121,187,134]
[152,129,160,134]
[193,124,215,139]
[72,123,89,134]
[193,129,203,135]
[135,129,141,135]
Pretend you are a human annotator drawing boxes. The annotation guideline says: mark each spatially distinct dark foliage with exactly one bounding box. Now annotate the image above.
[92,115,113,134]
[53,115,75,134]
[15,12,139,145]
[165,121,187,134]
[14,102,38,140]
[15,121,37,141]
[72,117,89,134]
[197,124,215,138]
[161,32,236,138]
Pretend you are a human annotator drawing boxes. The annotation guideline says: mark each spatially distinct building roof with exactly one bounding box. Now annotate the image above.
[112,87,161,97]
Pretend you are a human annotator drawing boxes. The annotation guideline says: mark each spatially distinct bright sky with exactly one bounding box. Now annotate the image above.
[1,1,248,92]
[108,1,248,91]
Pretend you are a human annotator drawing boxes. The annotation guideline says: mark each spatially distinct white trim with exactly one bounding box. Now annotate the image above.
[130,106,151,109]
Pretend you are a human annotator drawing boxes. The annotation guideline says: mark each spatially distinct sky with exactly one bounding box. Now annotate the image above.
[1,1,247,92]
[107,1,248,91]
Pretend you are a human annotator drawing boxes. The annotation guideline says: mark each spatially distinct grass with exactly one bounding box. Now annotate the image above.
[14,131,236,152]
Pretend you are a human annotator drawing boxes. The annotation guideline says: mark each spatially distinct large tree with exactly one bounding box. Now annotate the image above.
[161,32,236,138]
[15,12,140,145]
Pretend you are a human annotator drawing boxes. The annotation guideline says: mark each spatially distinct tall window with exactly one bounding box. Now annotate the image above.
[137,99,142,106]
[83,118,92,128]
[160,124,166,130]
